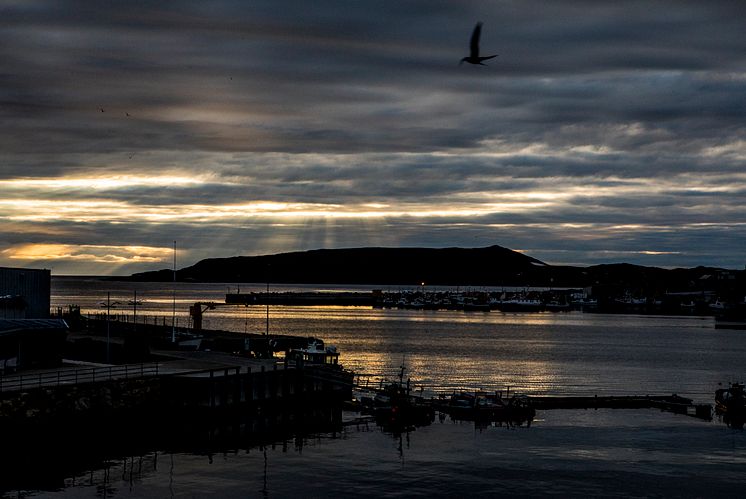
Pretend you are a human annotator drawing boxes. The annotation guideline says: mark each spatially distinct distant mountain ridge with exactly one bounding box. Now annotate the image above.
[125,245,740,292]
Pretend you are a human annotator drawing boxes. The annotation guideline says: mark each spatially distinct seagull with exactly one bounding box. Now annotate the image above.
[460,22,497,65]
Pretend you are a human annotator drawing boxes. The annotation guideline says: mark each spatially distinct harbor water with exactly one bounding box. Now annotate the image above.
[8,277,743,497]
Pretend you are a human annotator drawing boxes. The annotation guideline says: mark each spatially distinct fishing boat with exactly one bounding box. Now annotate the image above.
[361,367,435,430]
[371,381,434,428]
[287,339,341,367]
[715,382,745,428]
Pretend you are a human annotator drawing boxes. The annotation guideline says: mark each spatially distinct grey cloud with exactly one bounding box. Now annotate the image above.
[2,0,746,273]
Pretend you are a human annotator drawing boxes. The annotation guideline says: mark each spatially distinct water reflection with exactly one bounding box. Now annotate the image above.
[0,403,347,497]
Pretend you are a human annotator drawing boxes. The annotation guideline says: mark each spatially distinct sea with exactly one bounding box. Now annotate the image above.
[5,277,745,497]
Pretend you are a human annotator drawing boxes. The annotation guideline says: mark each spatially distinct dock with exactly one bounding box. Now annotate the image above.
[528,394,712,420]
[0,313,355,426]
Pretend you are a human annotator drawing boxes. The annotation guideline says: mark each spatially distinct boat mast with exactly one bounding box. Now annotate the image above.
[172,240,176,343]
[265,263,270,336]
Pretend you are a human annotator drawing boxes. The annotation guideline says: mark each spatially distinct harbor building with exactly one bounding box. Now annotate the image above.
[0,267,51,319]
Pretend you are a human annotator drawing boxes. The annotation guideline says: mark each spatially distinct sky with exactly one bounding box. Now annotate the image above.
[2,0,746,275]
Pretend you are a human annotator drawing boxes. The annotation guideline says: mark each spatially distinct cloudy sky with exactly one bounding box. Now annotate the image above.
[2,0,745,275]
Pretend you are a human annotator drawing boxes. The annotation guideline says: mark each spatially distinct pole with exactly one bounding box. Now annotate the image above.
[172,240,176,343]
[106,292,111,363]
[265,264,270,336]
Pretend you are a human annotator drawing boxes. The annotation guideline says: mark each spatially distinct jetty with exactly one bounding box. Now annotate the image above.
[351,370,713,430]
[528,394,712,420]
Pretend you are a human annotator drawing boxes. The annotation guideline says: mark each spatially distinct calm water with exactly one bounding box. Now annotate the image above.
[18,277,744,497]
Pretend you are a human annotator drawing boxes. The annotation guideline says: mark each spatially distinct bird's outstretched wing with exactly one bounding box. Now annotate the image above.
[470,22,482,59]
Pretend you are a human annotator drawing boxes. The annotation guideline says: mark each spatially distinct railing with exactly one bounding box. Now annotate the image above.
[0,362,159,393]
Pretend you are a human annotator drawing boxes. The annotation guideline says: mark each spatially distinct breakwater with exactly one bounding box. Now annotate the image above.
[226,291,374,306]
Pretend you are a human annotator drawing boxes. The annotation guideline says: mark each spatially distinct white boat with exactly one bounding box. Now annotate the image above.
[288,339,340,367]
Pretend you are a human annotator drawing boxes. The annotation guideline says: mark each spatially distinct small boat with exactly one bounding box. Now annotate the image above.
[372,382,434,427]
[462,298,491,312]
[614,295,647,306]
[709,299,728,311]
[545,300,571,312]
[362,367,435,430]
[495,296,544,312]
[715,382,745,428]
[435,391,535,424]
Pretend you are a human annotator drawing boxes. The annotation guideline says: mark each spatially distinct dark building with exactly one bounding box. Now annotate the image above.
[0,319,68,372]
[0,267,51,319]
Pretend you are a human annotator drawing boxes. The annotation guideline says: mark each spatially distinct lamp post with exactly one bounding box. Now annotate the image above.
[128,290,143,332]
[100,292,121,363]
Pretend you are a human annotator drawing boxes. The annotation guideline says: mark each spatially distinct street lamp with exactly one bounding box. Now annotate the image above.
[128,289,144,332]
[100,292,121,363]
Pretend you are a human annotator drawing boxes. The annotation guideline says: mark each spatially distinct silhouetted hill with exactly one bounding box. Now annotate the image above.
[128,245,555,285]
[124,246,742,293]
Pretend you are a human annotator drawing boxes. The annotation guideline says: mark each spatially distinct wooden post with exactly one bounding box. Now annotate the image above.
[210,370,215,408]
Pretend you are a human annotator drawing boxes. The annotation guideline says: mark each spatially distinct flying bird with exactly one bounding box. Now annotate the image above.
[460,22,497,65]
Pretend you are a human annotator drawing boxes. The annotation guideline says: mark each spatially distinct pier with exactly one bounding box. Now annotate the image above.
[0,312,354,426]
[527,394,712,420]
[0,355,353,424]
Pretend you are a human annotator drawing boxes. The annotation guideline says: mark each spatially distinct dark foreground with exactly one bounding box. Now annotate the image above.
[3,407,743,498]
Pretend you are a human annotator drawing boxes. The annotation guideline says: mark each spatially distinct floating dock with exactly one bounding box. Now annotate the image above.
[518,394,711,420]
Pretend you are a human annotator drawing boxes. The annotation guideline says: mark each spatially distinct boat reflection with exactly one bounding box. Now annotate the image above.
[435,391,536,428]
[715,382,745,429]
[0,403,346,496]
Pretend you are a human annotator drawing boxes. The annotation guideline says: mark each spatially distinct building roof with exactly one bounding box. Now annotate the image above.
[0,319,68,336]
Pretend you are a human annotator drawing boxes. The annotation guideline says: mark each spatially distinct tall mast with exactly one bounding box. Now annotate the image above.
[172,240,176,343]
[265,264,270,336]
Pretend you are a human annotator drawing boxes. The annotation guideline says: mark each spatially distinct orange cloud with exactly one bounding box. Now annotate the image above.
[1,244,173,263]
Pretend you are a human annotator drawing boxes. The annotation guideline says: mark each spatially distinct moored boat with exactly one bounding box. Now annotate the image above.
[360,366,435,430]
[715,382,745,428]
[287,339,341,367]
[435,391,535,424]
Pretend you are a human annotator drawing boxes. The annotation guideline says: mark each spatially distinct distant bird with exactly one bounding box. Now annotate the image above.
[460,22,497,65]
[126,112,130,117]
[99,107,105,113]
